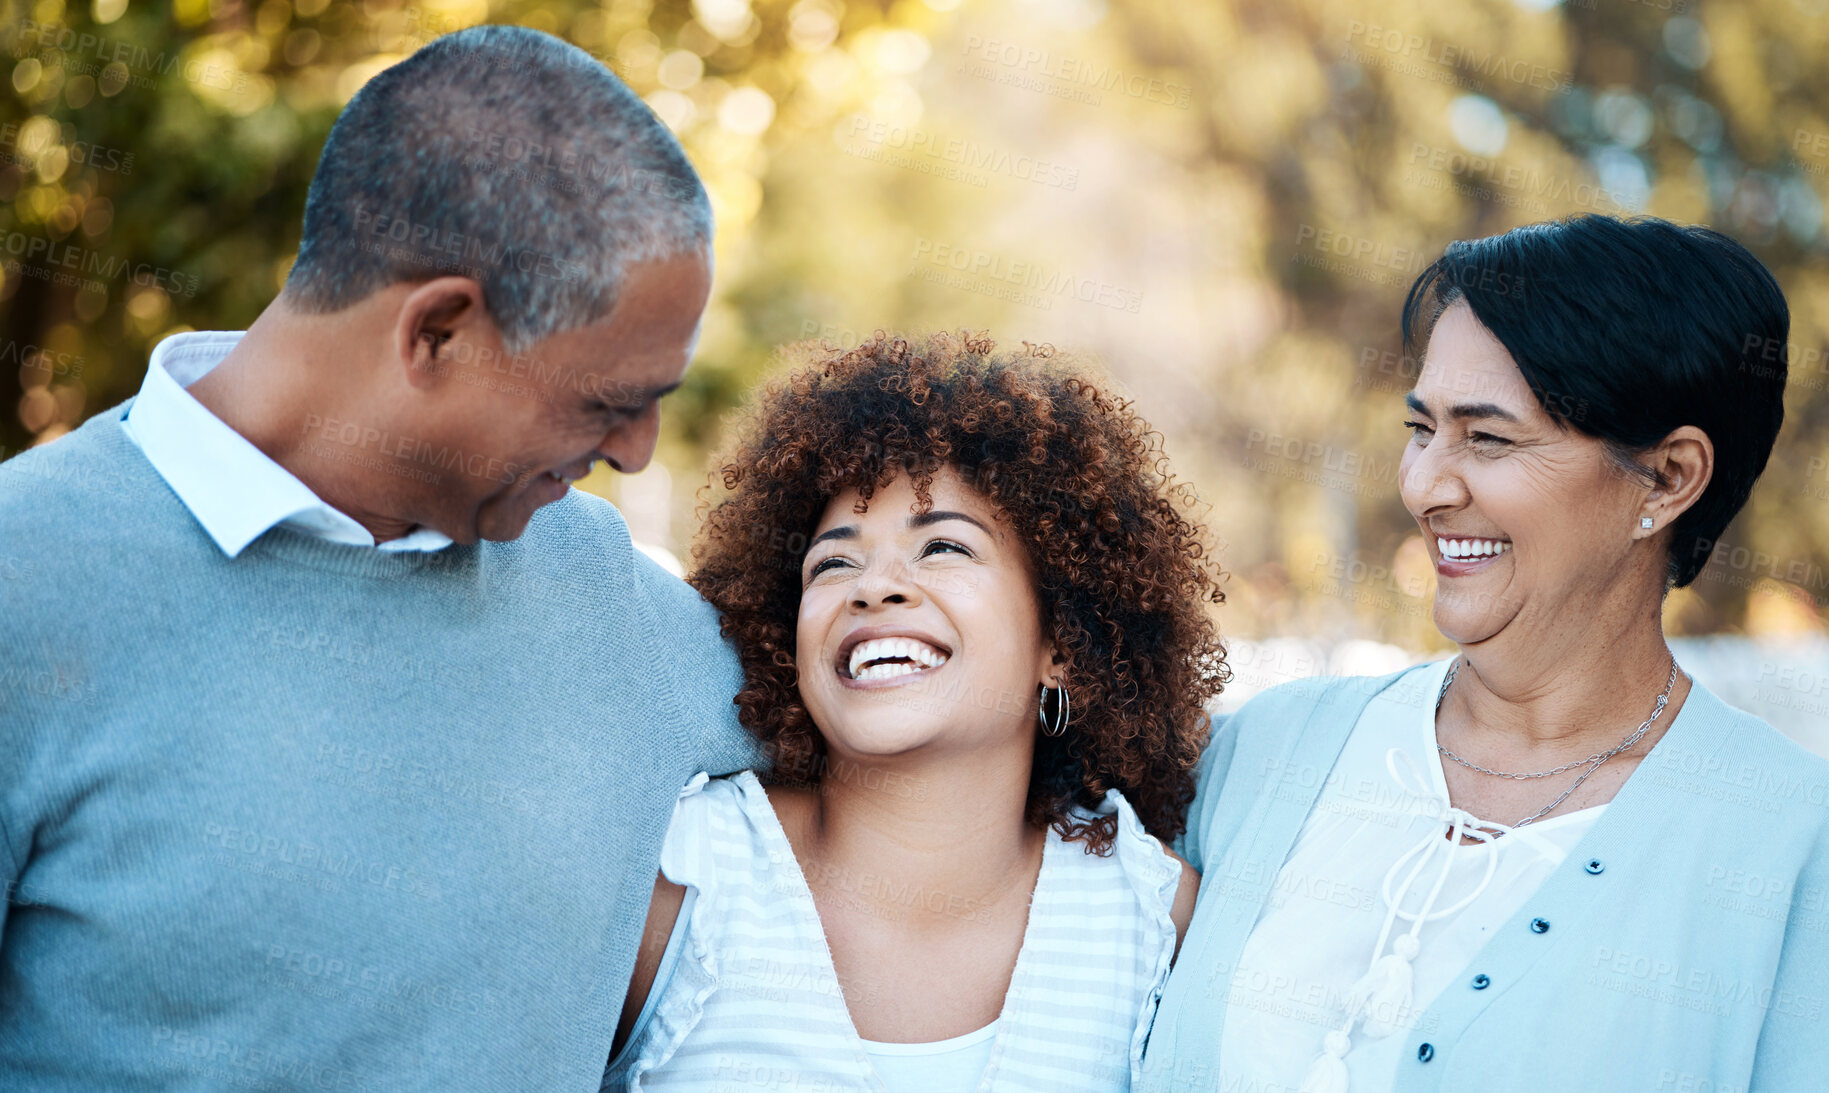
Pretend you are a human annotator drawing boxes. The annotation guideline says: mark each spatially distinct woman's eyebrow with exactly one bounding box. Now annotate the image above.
[808,510,992,548]
[1446,401,1520,423]
[1404,392,1520,423]
[908,510,992,535]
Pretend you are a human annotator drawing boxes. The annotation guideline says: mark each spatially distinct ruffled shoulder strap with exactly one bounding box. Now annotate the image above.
[657,770,771,897]
[610,770,783,1091]
[1069,787,1184,916]
[1085,788,1185,1082]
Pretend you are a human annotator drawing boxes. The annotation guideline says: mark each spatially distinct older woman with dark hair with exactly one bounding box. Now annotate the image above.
[1140,216,1829,1093]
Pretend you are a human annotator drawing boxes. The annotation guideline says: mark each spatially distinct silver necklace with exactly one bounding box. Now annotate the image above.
[1434,657,1679,827]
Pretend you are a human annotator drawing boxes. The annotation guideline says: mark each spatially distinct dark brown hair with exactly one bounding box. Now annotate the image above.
[689,332,1229,852]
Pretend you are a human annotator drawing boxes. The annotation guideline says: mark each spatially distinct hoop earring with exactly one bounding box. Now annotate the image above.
[1038,685,1071,737]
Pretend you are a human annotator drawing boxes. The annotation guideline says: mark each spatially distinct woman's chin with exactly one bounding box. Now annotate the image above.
[1430,605,1505,647]
[818,721,946,760]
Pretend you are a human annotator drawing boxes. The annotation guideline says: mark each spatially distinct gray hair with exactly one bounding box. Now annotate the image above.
[283,24,711,353]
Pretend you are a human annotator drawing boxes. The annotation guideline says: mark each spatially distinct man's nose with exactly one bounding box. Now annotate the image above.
[597,404,661,475]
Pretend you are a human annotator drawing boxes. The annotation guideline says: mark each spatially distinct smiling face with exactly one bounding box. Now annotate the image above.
[795,467,1059,763]
[1400,302,1658,648]
[411,252,712,543]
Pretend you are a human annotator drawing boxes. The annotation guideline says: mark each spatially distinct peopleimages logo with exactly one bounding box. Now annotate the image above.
[1343,20,1571,91]
[0,123,134,176]
[845,117,1080,190]
[0,230,200,298]
[957,35,1192,109]
[12,20,250,94]
[909,238,1144,313]
[351,205,582,284]
[1405,142,1636,215]
[300,413,532,486]
[0,338,84,380]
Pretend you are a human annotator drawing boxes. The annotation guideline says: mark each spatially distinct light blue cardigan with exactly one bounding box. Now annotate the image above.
[1139,667,1829,1092]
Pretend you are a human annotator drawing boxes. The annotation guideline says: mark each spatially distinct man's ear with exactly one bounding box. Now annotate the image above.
[1638,425,1713,537]
[392,277,492,389]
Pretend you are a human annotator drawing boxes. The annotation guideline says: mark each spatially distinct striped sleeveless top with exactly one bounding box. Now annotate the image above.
[604,770,1182,1092]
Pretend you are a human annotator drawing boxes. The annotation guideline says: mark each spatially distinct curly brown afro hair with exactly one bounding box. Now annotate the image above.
[688,331,1229,853]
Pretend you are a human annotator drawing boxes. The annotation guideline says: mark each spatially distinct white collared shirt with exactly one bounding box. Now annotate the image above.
[120,330,454,558]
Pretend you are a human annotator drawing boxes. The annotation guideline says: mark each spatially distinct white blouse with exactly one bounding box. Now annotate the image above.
[605,770,1182,1092]
[862,1020,998,1092]
[1218,659,1605,1093]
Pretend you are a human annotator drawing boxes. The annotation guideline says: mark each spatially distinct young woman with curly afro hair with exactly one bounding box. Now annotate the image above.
[607,331,1229,1093]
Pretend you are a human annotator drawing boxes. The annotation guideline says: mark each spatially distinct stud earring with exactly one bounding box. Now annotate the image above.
[1640,517,1655,529]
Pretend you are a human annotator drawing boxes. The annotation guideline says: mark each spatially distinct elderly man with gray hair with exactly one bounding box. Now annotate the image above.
[0,26,758,1090]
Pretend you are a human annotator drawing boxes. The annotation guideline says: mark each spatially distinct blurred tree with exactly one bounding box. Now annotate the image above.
[1,0,1823,644]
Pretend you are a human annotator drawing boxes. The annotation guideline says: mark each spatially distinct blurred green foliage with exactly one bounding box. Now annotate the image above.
[2,0,1825,646]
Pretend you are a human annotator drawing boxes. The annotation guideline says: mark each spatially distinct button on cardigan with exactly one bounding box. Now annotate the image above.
[1215,660,1606,1093]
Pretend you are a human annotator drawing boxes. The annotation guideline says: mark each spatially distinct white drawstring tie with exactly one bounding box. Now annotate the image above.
[1297,1030,1352,1093]
[1298,748,1512,1093]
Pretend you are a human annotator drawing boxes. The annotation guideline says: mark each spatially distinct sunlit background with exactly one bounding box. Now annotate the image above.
[3,0,1826,747]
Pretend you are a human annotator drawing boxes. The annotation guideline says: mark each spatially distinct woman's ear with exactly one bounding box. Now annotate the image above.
[1637,425,1713,537]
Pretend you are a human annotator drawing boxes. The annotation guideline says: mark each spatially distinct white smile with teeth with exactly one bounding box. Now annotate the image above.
[1438,537,1511,559]
[847,638,949,681]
